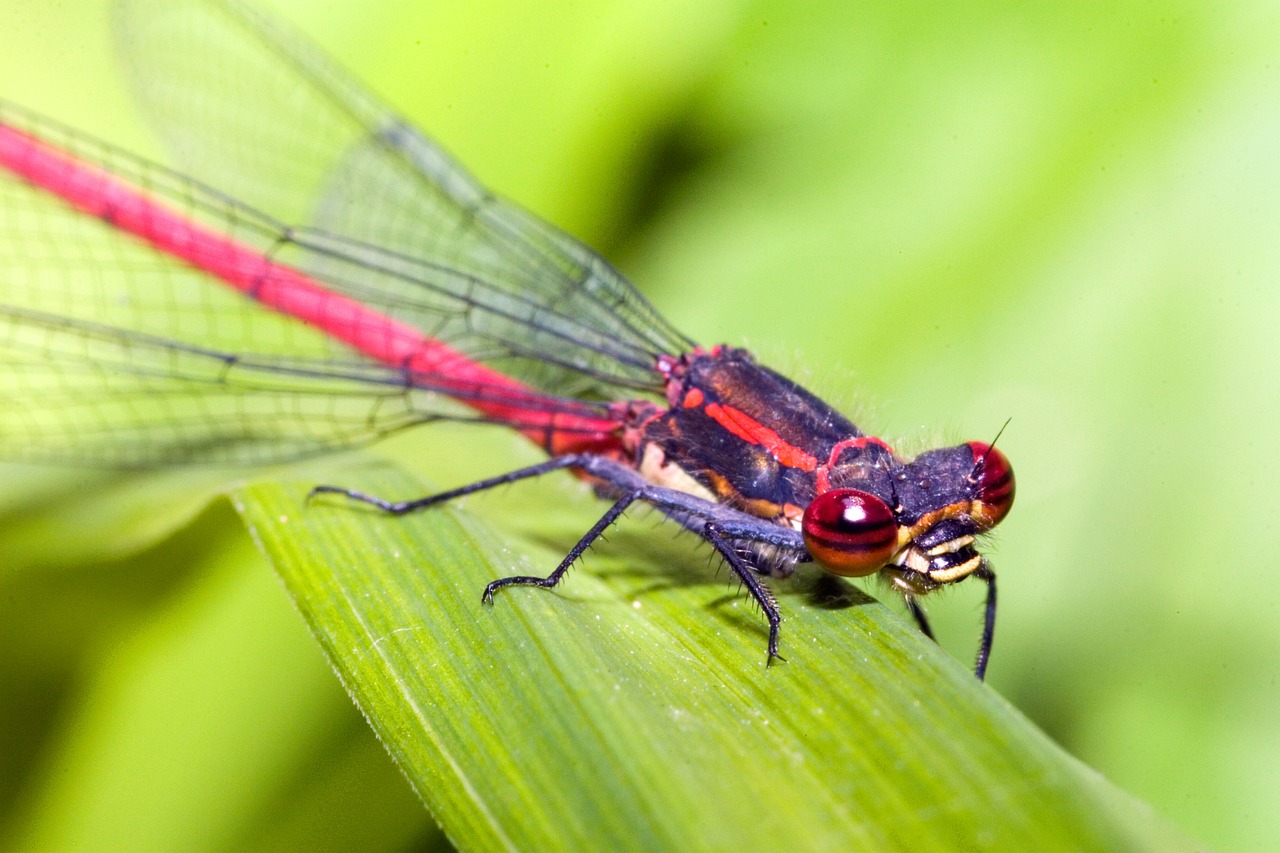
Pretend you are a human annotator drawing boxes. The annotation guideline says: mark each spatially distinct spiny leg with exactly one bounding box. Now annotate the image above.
[480,497,789,663]
[905,597,937,642]
[312,453,806,664]
[308,453,806,551]
[702,521,785,665]
[481,491,641,602]
[308,454,591,514]
[906,568,997,681]
[973,564,997,681]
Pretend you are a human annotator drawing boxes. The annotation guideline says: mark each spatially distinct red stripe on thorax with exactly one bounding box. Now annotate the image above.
[702,402,817,471]
[0,121,619,456]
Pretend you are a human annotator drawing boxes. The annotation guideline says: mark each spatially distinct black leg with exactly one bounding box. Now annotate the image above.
[310,452,807,554]
[482,491,639,602]
[703,521,785,664]
[308,454,589,514]
[480,499,789,663]
[906,597,936,642]
[973,565,997,681]
[311,453,809,664]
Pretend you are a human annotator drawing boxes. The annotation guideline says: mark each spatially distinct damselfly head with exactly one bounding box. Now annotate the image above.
[801,440,1014,586]
[889,440,1014,587]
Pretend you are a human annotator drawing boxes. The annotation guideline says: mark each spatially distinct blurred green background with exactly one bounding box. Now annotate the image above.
[1,0,1277,850]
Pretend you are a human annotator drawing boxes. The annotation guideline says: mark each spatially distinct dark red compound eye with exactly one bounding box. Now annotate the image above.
[966,441,1015,527]
[802,489,898,577]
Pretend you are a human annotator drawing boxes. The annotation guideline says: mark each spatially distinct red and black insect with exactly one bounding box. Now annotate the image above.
[0,0,1014,677]
[314,343,1013,676]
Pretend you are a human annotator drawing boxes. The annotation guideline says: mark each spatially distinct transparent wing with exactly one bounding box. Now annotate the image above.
[0,104,428,465]
[0,103,609,466]
[0,0,695,466]
[114,0,694,397]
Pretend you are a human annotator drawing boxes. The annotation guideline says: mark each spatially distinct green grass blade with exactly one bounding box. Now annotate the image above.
[233,471,1195,852]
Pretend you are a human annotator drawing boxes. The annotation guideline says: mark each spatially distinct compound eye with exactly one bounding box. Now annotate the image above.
[966,441,1015,527]
[802,489,897,577]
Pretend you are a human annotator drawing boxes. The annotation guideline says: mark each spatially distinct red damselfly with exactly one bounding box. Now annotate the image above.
[0,0,1014,677]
